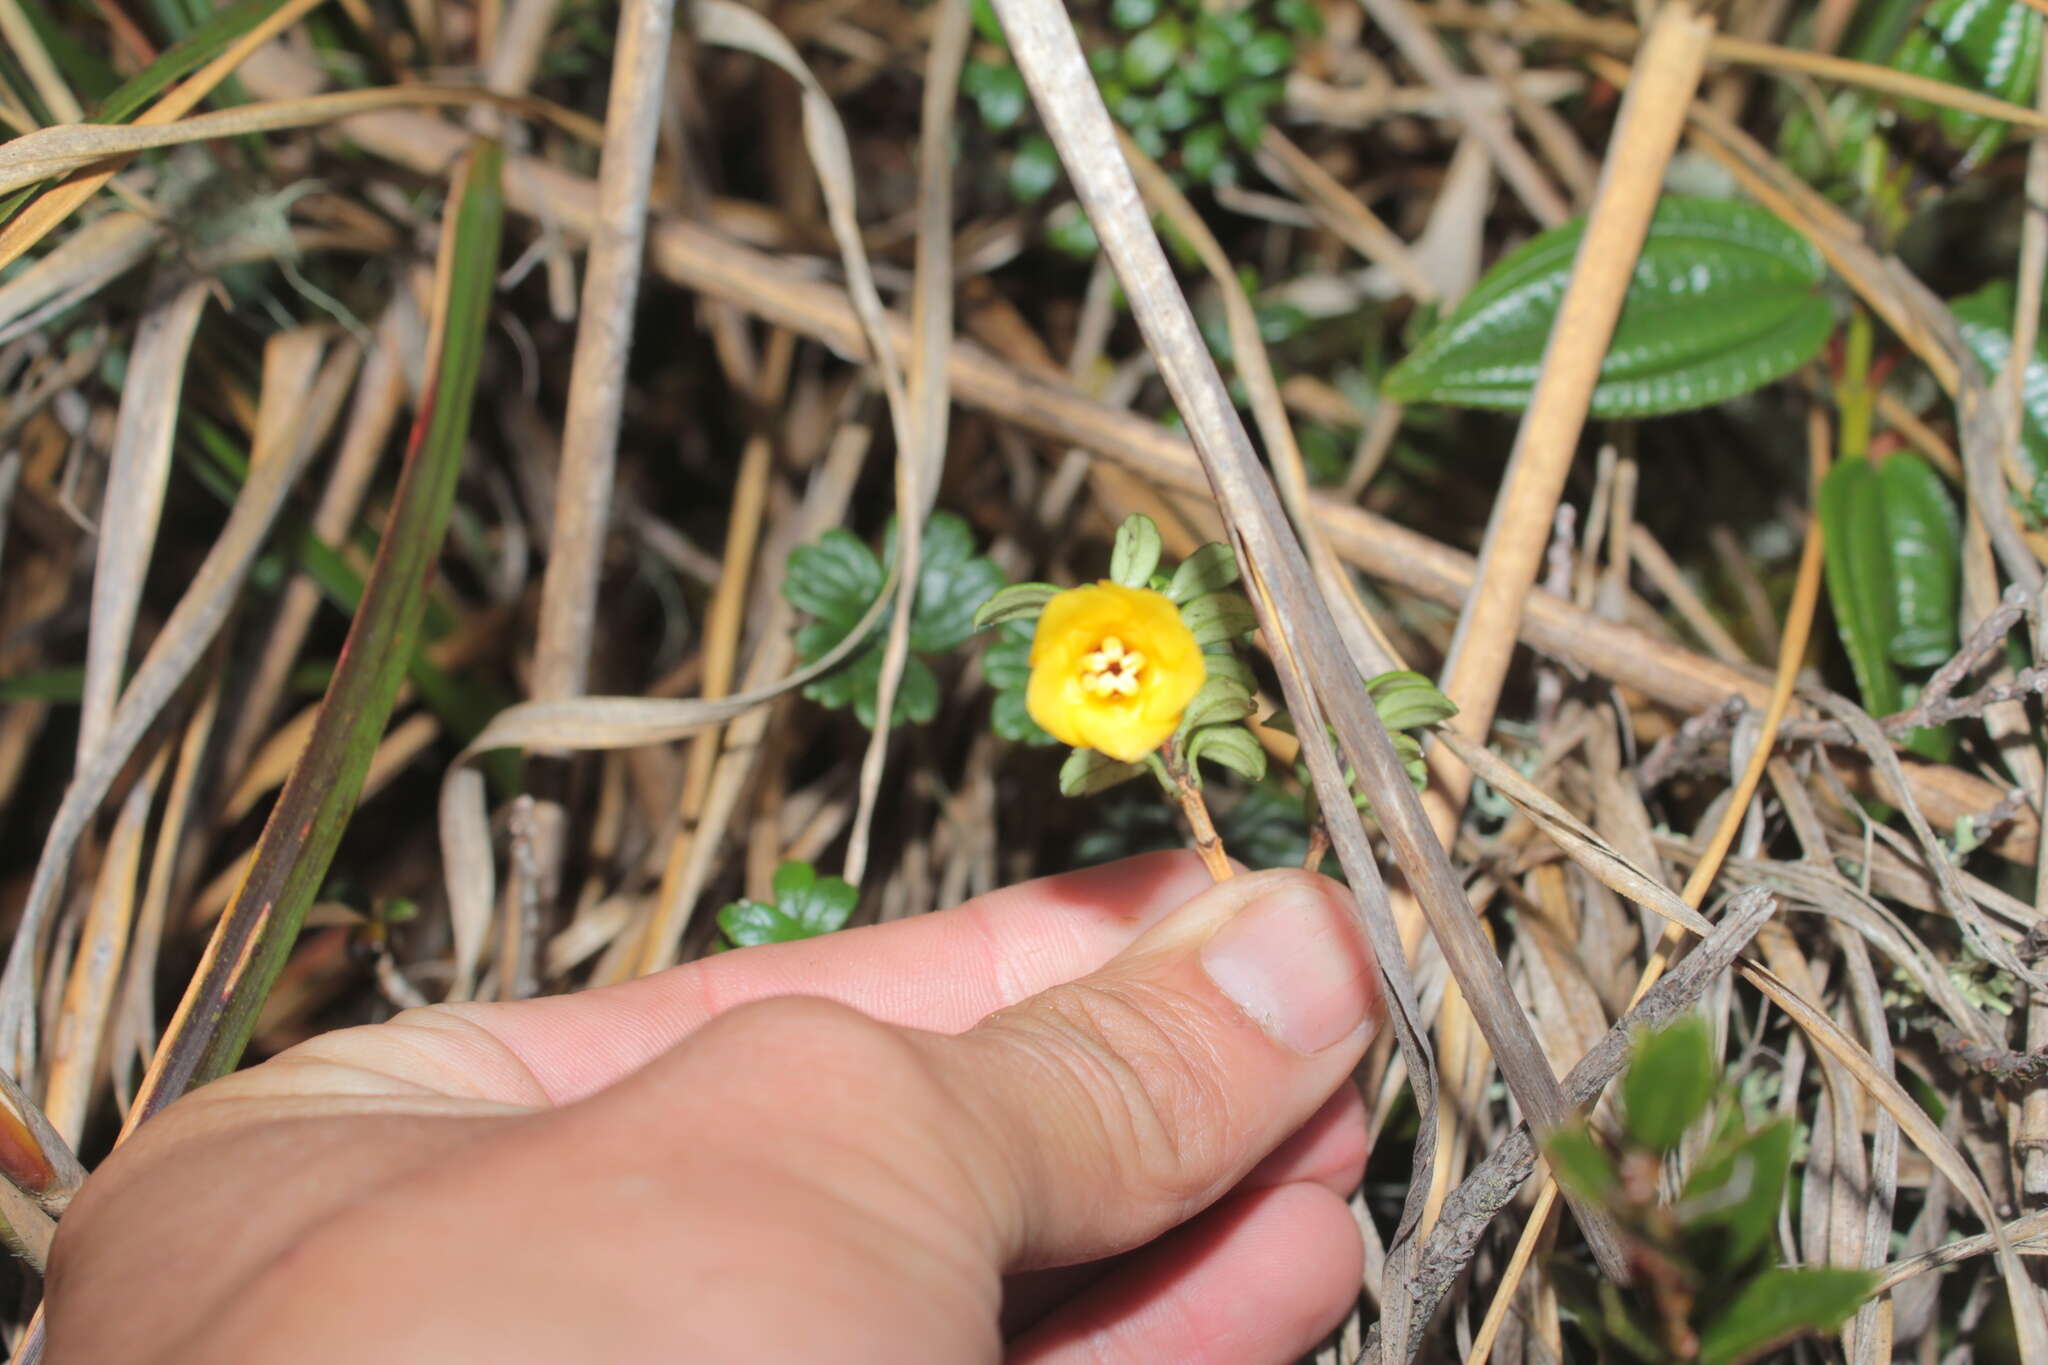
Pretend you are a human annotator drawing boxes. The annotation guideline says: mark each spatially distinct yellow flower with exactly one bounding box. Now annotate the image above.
[1026,582,1205,762]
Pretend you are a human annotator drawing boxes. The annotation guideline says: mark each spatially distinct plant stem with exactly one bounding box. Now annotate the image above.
[1167,753,1233,881]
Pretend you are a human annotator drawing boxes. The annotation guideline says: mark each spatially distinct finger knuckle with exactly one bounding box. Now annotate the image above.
[1003,980,1239,1209]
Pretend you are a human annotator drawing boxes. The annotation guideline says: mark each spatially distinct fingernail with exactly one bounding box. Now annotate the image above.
[1200,883,1374,1054]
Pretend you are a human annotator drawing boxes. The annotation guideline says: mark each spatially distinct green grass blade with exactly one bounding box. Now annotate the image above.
[127,140,504,1120]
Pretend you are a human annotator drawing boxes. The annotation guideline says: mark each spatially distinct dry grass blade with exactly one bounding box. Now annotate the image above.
[123,141,506,1125]
[227,68,2040,868]
[0,336,338,1082]
[528,0,672,704]
[0,86,599,196]
[76,278,213,760]
[0,210,161,344]
[1436,1,1713,802]
[0,1064,80,1214]
[987,0,1636,1299]
[1361,888,1782,1360]
[842,0,969,889]
[0,0,81,125]
[0,0,331,272]
[1434,729,1711,937]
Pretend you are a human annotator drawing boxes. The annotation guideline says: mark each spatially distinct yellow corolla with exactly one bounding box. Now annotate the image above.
[1026,582,1205,762]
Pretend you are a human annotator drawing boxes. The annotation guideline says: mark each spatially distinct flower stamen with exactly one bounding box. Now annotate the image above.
[1079,635,1146,699]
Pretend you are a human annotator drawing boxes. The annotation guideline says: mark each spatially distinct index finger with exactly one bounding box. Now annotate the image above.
[453,851,1217,1103]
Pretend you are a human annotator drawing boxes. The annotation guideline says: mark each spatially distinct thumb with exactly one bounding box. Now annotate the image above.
[930,868,1380,1270]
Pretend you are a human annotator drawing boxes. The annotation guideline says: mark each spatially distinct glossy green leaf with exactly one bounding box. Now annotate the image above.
[1819,457,1906,719]
[129,143,505,1119]
[1621,1016,1717,1152]
[1893,0,2042,165]
[1877,454,1960,668]
[1952,280,2048,485]
[1110,514,1164,587]
[1697,1267,1878,1365]
[1110,0,1158,30]
[1384,197,1833,417]
[719,860,860,948]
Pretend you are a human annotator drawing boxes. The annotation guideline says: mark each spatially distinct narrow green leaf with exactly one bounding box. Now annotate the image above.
[1621,1016,1717,1152]
[94,0,292,123]
[1877,453,1960,668]
[132,141,505,1117]
[1110,514,1164,588]
[1818,457,1906,719]
[974,581,1060,630]
[1060,747,1148,796]
[1366,670,1459,732]
[1384,197,1832,417]
[1180,589,1258,645]
[1696,1267,1878,1365]
[1200,651,1257,691]
[1176,675,1256,734]
[1186,724,1268,782]
[1166,541,1240,604]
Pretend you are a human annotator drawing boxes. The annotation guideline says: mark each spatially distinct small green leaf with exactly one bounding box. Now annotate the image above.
[1876,453,1959,668]
[974,582,1060,631]
[1222,79,1282,147]
[985,622,1057,746]
[1177,675,1257,734]
[1167,542,1241,604]
[1045,205,1099,257]
[1180,590,1258,645]
[1110,0,1158,29]
[1240,30,1294,78]
[1366,670,1458,732]
[1110,514,1164,587]
[1010,134,1062,203]
[1201,651,1257,690]
[992,687,1056,745]
[1819,457,1906,719]
[1544,1123,1618,1200]
[1680,1116,1795,1272]
[1122,18,1185,88]
[970,0,1005,46]
[1061,748,1149,796]
[1181,122,1228,183]
[1154,78,1200,131]
[1187,724,1268,782]
[1185,30,1238,96]
[785,530,885,636]
[1621,1016,1717,1152]
[966,60,1029,131]
[1696,1267,1878,1365]
[719,861,859,947]
[1384,197,1832,417]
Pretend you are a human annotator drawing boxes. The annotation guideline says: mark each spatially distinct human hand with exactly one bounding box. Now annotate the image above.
[48,853,1381,1364]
